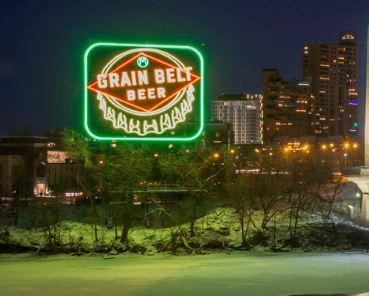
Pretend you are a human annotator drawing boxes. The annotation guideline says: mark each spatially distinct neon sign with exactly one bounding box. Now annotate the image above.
[84,43,204,141]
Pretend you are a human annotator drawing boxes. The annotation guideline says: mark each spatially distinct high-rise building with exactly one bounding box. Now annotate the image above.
[365,27,369,165]
[262,69,313,142]
[211,94,263,145]
[303,32,359,137]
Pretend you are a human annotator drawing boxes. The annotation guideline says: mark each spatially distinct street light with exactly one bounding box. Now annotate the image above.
[213,152,220,159]
[321,144,327,150]
[343,142,350,167]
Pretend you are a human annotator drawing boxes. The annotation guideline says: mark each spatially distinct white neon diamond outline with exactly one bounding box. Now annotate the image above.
[99,48,188,117]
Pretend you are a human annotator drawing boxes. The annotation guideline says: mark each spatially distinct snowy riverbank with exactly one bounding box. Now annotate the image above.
[2,207,369,254]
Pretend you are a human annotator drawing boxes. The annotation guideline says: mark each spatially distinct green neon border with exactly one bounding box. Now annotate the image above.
[84,42,205,141]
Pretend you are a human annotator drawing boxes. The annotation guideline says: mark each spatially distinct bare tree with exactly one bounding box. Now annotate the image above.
[248,151,290,230]
[100,144,151,243]
[63,129,100,243]
[226,174,254,249]
[284,149,337,244]
[159,143,217,237]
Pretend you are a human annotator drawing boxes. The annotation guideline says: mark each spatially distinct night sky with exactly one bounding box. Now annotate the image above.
[1,0,369,136]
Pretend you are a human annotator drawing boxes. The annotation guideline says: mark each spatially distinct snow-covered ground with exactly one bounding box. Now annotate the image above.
[0,252,369,296]
[1,207,331,252]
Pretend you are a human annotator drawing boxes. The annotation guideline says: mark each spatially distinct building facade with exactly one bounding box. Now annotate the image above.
[0,134,77,198]
[211,94,263,145]
[262,69,313,142]
[0,137,49,197]
[202,121,233,146]
[303,32,359,137]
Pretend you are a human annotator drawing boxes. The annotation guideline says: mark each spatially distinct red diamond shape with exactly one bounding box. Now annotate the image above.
[88,52,200,112]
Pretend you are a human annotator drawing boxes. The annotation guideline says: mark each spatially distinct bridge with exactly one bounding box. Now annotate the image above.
[347,168,369,223]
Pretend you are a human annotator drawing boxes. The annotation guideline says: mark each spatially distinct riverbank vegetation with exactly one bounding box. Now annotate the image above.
[1,129,367,254]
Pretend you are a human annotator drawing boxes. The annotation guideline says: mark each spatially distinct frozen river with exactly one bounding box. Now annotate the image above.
[1,252,369,296]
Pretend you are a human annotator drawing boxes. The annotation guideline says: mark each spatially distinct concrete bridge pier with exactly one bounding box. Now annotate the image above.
[348,175,369,224]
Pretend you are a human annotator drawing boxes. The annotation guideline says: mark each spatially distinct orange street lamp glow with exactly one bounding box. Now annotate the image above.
[213,152,220,159]
[344,142,350,149]
[321,144,327,150]
[353,143,358,148]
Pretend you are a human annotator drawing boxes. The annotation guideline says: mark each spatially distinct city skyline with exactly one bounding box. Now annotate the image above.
[1,0,369,136]
[2,2,369,291]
